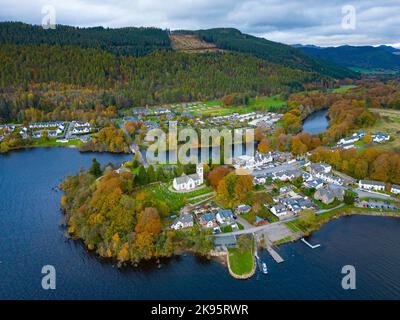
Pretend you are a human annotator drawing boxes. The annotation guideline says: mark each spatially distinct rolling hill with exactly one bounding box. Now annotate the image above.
[0,22,355,79]
[296,44,400,72]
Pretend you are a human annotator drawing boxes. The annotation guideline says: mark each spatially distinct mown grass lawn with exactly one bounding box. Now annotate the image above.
[140,183,213,213]
[32,138,82,148]
[228,246,254,276]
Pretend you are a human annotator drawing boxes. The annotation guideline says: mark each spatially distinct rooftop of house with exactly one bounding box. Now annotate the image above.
[218,209,233,218]
[174,214,193,224]
[359,179,385,186]
[201,213,216,222]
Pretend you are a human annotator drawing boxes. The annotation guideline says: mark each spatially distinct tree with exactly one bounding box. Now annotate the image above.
[291,136,307,155]
[89,158,102,177]
[42,130,49,141]
[135,207,161,235]
[207,166,231,189]
[364,134,372,144]
[258,138,272,154]
[135,165,148,185]
[147,165,156,183]
[298,209,316,230]
[344,190,356,205]
[237,235,252,254]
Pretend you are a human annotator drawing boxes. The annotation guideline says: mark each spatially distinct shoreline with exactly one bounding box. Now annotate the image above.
[275,208,400,247]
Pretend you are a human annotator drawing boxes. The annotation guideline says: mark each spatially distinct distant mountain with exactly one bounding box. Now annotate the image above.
[0,22,356,79]
[296,44,400,71]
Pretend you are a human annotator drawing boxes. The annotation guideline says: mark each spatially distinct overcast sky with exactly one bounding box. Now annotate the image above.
[1,0,399,47]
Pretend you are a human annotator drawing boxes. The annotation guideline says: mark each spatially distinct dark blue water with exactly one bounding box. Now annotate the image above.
[1,148,400,300]
[302,109,329,135]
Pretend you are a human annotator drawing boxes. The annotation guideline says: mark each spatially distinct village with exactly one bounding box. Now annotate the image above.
[1,102,399,279]
[0,120,95,145]
[163,146,400,278]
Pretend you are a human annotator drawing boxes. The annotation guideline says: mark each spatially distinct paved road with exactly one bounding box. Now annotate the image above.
[235,215,253,229]
[353,188,398,201]
[316,203,345,214]
[214,216,298,238]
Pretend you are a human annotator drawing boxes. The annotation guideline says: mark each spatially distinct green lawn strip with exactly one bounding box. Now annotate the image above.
[220,225,233,233]
[290,205,400,235]
[274,236,292,246]
[285,221,302,233]
[228,245,254,276]
[312,198,342,210]
[32,138,82,148]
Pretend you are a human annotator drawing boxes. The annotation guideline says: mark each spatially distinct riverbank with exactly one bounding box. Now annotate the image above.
[281,205,400,246]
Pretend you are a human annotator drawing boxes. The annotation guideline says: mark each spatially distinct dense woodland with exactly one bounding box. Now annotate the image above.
[0,22,171,56]
[0,45,332,123]
[189,28,356,79]
[310,147,400,185]
[61,167,213,264]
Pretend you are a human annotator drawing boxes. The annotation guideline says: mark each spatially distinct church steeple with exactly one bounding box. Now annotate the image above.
[196,163,203,183]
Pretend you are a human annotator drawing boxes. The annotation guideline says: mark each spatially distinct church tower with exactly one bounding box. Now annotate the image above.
[196,163,203,183]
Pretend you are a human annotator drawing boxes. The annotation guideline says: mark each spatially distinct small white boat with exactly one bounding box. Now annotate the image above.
[262,263,268,274]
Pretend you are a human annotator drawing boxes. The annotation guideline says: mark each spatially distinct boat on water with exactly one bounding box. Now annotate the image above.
[262,263,268,274]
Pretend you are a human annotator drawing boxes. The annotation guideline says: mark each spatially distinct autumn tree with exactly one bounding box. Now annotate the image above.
[207,166,231,189]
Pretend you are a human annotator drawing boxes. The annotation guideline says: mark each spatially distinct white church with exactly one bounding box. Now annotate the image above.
[173,163,204,191]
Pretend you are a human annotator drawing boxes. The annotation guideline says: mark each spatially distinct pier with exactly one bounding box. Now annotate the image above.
[301,238,321,249]
[266,245,284,263]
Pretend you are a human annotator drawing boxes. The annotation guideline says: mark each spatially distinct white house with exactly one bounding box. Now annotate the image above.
[338,136,360,145]
[372,132,390,143]
[216,209,234,225]
[270,204,288,218]
[272,169,303,182]
[359,180,385,192]
[233,152,273,170]
[391,185,400,195]
[200,213,217,228]
[173,164,203,191]
[171,214,194,230]
[304,178,324,190]
[315,172,343,185]
[254,176,267,185]
[72,127,90,134]
[308,162,332,174]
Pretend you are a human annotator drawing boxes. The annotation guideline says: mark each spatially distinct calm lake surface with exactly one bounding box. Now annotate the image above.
[302,109,329,135]
[1,148,400,300]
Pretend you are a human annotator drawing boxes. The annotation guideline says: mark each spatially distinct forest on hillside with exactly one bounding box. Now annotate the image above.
[0,45,331,122]
[0,22,171,56]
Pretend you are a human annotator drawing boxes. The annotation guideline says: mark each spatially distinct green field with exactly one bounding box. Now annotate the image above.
[182,94,286,117]
[329,85,358,93]
[140,183,213,213]
[32,138,82,148]
[228,245,255,276]
[366,108,400,151]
